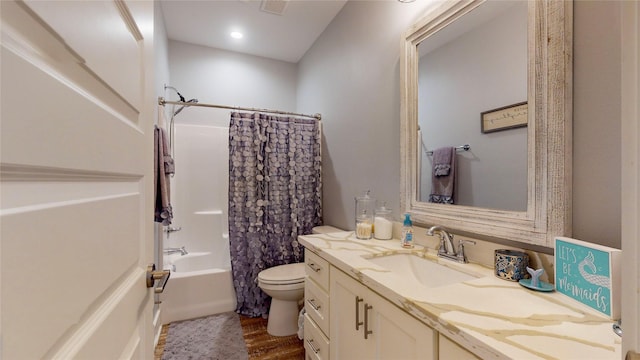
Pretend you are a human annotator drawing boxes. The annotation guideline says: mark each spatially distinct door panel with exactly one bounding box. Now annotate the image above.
[0,0,154,358]
[24,0,143,108]
[1,35,143,173]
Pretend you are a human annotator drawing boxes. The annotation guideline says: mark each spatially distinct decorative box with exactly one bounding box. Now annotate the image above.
[554,237,621,319]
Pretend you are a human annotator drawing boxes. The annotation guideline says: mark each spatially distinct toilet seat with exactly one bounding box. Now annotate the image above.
[258,263,305,285]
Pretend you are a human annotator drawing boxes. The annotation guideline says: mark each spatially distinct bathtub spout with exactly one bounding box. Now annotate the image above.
[164,246,188,256]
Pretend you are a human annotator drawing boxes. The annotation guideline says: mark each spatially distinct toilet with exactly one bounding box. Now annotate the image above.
[258,262,306,336]
[258,225,343,336]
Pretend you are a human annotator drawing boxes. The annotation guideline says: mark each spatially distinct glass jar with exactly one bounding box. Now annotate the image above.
[374,204,393,240]
[355,191,375,239]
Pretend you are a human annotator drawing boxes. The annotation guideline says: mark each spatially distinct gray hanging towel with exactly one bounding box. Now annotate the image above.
[154,125,174,225]
[428,147,456,204]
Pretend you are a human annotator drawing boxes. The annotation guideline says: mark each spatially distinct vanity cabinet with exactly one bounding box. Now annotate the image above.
[439,335,480,360]
[304,250,331,360]
[329,266,437,360]
[304,313,330,360]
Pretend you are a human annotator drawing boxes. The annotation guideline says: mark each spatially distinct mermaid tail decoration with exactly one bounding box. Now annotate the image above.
[526,267,544,287]
[578,252,610,289]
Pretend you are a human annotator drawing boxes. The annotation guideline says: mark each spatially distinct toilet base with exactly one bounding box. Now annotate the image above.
[266,298,300,336]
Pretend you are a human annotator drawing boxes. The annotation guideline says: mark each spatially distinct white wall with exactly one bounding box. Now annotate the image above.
[155,3,170,97]
[297,1,437,230]
[153,1,171,334]
[166,40,299,255]
[572,1,622,248]
[297,0,622,248]
[168,40,297,112]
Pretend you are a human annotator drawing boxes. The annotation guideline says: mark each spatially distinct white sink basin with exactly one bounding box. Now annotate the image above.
[364,253,477,288]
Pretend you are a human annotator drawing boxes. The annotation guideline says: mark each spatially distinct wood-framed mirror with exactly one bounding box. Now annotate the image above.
[400,0,572,247]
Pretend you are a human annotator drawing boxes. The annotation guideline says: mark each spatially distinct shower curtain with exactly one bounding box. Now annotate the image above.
[228,112,322,317]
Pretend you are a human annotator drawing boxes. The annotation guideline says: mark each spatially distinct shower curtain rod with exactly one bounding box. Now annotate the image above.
[158,97,322,121]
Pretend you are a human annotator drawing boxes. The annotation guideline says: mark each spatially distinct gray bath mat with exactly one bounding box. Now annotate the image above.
[162,312,249,360]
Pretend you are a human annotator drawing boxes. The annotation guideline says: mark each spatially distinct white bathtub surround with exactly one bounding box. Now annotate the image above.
[169,123,230,259]
[161,252,236,324]
[299,232,621,359]
[161,122,236,324]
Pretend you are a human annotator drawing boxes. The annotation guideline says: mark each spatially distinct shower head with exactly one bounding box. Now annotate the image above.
[164,85,185,102]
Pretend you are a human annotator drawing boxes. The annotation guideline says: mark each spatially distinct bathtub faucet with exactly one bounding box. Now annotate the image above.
[164,246,188,256]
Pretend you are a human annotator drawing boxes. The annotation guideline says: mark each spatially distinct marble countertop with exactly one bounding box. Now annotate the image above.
[299,232,621,360]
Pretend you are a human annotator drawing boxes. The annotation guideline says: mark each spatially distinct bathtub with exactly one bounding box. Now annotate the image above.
[161,252,237,324]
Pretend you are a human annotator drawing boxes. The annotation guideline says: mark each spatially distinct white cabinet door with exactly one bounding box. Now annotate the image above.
[370,290,436,359]
[330,267,374,359]
[1,1,155,358]
[330,266,436,360]
[439,335,480,360]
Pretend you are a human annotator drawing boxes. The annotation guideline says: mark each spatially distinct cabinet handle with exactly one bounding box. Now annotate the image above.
[307,298,321,311]
[364,303,373,340]
[307,262,321,272]
[355,296,364,330]
[306,339,320,354]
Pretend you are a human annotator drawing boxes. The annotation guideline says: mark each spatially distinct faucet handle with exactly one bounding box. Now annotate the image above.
[456,239,476,263]
[436,234,448,254]
[165,226,182,233]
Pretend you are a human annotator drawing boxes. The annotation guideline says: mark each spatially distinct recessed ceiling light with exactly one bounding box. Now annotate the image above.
[230,31,244,39]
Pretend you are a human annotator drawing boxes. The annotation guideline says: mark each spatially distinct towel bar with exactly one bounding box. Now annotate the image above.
[426,144,470,156]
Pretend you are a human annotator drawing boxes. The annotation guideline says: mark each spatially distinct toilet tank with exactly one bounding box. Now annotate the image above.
[311,225,343,234]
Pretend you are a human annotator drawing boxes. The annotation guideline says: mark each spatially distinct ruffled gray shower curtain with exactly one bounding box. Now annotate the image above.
[228,112,322,317]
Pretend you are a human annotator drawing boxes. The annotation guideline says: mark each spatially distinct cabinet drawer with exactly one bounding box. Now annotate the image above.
[305,250,329,291]
[304,313,330,360]
[305,275,329,336]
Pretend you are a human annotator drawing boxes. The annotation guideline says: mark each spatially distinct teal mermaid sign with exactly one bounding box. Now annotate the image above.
[555,237,621,319]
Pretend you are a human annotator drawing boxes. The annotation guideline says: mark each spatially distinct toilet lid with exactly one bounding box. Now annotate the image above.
[258,263,305,285]
[312,225,343,234]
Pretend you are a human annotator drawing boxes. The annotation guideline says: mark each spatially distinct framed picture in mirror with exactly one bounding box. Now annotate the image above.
[481,101,528,133]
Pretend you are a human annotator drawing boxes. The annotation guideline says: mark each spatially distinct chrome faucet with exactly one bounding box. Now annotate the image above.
[427,226,455,255]
[426,226,475,263]
[163,246,188,256]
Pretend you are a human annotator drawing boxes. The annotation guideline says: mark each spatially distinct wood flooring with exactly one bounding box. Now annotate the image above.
[154,315,304,360]
[155,324,169,360]
[240,316,305,360]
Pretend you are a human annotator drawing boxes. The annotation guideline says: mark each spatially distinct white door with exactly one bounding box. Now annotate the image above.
[1,0,156,359]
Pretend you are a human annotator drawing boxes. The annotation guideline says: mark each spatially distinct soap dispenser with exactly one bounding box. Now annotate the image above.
[401,213,414,248]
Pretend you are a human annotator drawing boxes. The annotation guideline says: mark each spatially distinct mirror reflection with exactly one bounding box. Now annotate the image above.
[401,0,572,247]
[417,1,528,211]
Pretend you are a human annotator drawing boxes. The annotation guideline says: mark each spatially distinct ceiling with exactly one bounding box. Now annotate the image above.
[160,0,348,63]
